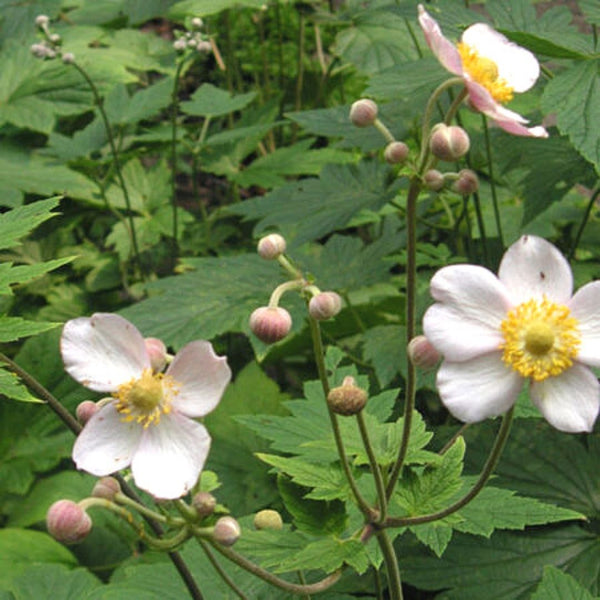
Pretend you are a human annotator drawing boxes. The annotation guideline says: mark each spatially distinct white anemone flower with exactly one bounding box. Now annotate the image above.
[418,5,548,138]
[61,313,231,499]
[423,236,600,433]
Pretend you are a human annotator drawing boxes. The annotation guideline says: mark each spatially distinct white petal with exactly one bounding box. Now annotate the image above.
[568,281,600,367]
[61,313,150,392]
[530,364,600,433]
[72,403,141,475]
[417,5,464,76]
[461,23,540,92]
[436,353,523,422]
[423,264,510,361]
[166,341,231,417]
[131,413,211,499]
[498,236,573,305]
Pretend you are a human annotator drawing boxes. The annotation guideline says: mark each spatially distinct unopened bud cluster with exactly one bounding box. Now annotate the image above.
[384,141,409,165]
[46,500,92,544]
[309,292,342,321]
[423,168,479,195]
[327,376,368,416]
[429,124,470,162]
[213,516,241,546]
[173,17,212,53]
[250,306,292,344]
[408,335,441,370]
[452,169,479,195]
[257,233,286,260]
[192,491,217,518]
[31,15,72,63]
[349,99,378,128]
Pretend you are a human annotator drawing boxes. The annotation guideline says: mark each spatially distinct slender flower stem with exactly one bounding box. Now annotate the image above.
[208,541,342,594]
[70,61,144,278]
[373,118,396,144]
[375,530,403,600]
[308,317,375,518]
[569,182,600,260]
[438,423,470,455]
[171,59,187,246]
[277,254,303,279]
[115,492,184,526]
[199,540,250,600]
[356,411,388,522]
[268,279,305,308]
[384,407,514,527]
[481,115,504,246]
[294,13,305,114]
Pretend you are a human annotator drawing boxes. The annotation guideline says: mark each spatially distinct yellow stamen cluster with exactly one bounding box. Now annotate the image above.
[500,297,580,381]
[114,368,178,428]
[457,42,514,104]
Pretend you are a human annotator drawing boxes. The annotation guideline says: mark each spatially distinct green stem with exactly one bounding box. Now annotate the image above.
[356,411,388,522]
[384,407,514,527]
[171,60,187,246]
[438,423,470,455]
[294,13,305,113]
[268,279,305,308]
[373,118,396,144]
[70,61,144,278]
[375,530,403,600]
[308,317,375,518]
[568,183,600,260]
[208,541,342,594]
[199,540,250,600]
[481,115,504,246]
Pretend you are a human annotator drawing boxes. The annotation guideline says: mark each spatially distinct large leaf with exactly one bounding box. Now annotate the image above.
[531,566,599,600]
[181,83,256,118]
[169,0,265,18]
[0,197,61,250]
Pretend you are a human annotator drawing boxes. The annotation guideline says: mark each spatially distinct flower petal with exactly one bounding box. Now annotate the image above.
[568,281,600,367]
[498,236,573,305]
[418,5,463,76]
[131,413,211,499]
[166,341,231,417]
[530,364,600,432]
[465,82,548,138]
[423,264,510,361]
[461,23,540,92]
[61,313,150,392]
[72,403,141,475]
[436,353,523,422]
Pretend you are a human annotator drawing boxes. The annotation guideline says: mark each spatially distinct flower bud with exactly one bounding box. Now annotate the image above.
[213,516,241,546]
[196,41,213,53]
[191,17,204,28]
[327,376,368,416]
[308,292,342,320]
[407,335,441,370]
[35,15,49,27]
[349,99,378,128]
[257,233,286,260]
[76,400,99,424]
[452,169,479,195]
[30,43,49,58]
[254,509,283,530]
[92,477,121,500]
[145,337,168,372]
[62,52,75,64]
[49,33,61,44]
[249,306,292,344]
[384,141,409,164]
[173,38,187,51]
[429,124,470,162]
[192,491,217,517]
[423,169,445,192]
[46,500,92,544]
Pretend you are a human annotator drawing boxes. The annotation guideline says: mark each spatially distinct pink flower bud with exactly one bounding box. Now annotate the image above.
[349,99,378,127]
[249,307,292,344]
[35,15,49,27]
[257,234,286,260]
[254,509,283,530]
[327,376,368,416]
[76,400,99,424]
[429,124,470,161]
[46,500,92,544]
[144,337,168,372]
[192,491,217,517]
[423,169,445,192]
[213,516,241,546]
[452,169,479,195]
[92,477,121,500]
[191,17,204,28]
[384,141,409,164]
[407,335,441,370]
[308,292,342,320]
[62,52,75,64]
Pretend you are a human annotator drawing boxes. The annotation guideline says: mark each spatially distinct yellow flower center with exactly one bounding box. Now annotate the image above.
[457,42,514,104]
[114,368,178,428]
[500,297,580,381]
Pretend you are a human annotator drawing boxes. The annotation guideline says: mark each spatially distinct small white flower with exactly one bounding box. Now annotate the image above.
[418,5,548,138]
[61,313,231,499]
[423,236,600,433]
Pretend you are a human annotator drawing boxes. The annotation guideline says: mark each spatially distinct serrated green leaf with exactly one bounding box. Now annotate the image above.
[0,197,60,250]
[181,83,256,118]
[0,316,59,343]
[0,257,74,295]
[542,61,600,173]
[228,161,400,245]
[412,522,454,558]
[400,525,600,599]
[531,566,598,600]
[169,0,265,18]
[0,367,40,403]
[501,30,592,60]
[363,324,404,387]
[580,0,600,27]
[9,564,101,600]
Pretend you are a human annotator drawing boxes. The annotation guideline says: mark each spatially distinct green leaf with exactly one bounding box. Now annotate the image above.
[0,316,59,343]
[400,525,600,599]
[0,197,60,250]
[363,325,404,387]
[411,522,454,558]
[542,61,600,173]
[0,257,74,296]
[181,83,256,117]
[169,0,266,18]
[532,566,598,600]
[0,367,40,403]
[580,0,600,27]
[228,161,400,245]
[8,564,101,600]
